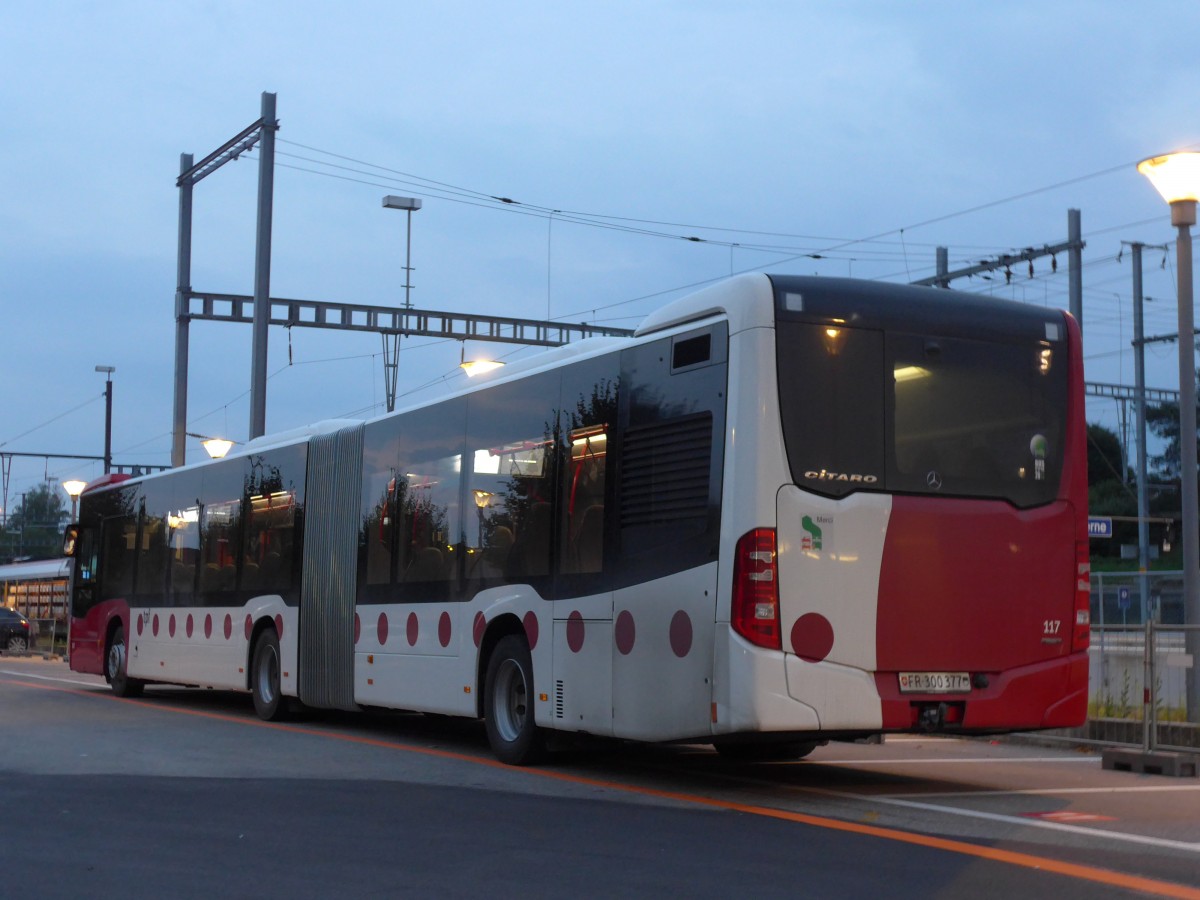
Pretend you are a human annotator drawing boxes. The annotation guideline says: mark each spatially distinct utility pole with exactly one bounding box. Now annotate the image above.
[1068,208,1083,331]
[174,92,279,465]
[96,366,115,474]
[915,211,1085,322]
[249,92,278,441]
[1128,242,1156,621]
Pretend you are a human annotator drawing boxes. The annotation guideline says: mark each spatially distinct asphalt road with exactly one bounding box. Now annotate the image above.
[1,657,1197,899]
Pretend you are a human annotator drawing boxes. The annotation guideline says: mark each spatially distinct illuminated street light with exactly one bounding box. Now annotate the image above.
[62,479,87,522]
[459,343,504,377]
[201,438,234,459]
[186,431,235,460]
[1139,150,1200,720]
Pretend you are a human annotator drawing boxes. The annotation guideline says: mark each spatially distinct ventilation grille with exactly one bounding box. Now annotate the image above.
[620,413,712,527]
[555,680,565,719]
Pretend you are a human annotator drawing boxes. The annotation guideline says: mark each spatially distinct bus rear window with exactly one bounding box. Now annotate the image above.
[776,320,1067,508]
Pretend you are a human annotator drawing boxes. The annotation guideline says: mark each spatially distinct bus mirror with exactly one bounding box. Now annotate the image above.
[62,524,80,557]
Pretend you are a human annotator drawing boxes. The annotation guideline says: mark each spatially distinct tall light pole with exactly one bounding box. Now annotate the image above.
[382,195,422,309]
[95,365,115,474]
[1138,151,1200,720]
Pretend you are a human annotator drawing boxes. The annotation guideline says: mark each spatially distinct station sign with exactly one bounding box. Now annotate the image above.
[1087,516,1113,538]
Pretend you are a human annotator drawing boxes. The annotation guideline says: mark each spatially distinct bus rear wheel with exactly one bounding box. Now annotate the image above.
[484,635,545,766]
[251,628,289,721]
[106,623,143,698]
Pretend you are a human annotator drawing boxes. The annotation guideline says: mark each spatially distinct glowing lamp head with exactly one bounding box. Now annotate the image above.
[62,479,87,498]
[460,358,505,377]
[202,438,234,459]
[1138,152,1200,204]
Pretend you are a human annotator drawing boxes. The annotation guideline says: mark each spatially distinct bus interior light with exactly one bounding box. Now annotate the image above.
[893,366,931,383]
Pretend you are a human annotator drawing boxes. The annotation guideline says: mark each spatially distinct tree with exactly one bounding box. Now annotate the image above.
[1086,423,1129,488]
[2,482,67,561]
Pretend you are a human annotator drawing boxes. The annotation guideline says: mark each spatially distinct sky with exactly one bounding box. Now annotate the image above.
[2,1,1199,518]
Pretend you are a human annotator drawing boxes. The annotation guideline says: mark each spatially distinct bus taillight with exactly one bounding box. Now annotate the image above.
[1073,540,1091,652]
[732,528,781,651]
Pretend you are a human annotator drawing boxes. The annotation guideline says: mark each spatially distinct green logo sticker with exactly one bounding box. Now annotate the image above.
[801,515,823,551]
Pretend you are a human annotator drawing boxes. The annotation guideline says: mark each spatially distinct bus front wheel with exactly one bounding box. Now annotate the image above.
[251,629,288,721]
[484,635,545,766]
[106,623,143,698]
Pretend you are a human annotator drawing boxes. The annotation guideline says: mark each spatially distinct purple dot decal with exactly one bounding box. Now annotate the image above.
[438,612,452,648]
[566,610,585,653]
[152,614,160,637]
[523,611,539,650]
[669,610,692,658]
[244,615,253,641]
[186,614,194,639]
[378,612,389,646]
[205,614,213,639]
[354,613,361,645]
[407,612,419,647]
[791,613,835,663]
[615,610,636,655]
[473,611,486,648]
[223,614,233,640]
[136,616,144,637]
[274,614,284,639]
[168,615,176,638]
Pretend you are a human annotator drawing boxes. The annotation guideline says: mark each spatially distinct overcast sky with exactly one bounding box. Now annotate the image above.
[2,1,1199,513]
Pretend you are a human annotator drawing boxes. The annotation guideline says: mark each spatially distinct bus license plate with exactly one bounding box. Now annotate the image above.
[898,672,970,694]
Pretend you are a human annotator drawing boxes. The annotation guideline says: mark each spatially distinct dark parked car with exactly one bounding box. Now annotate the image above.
[0,608,36,652]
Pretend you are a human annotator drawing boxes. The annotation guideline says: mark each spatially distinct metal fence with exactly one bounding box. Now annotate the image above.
[1086,571,1198,752]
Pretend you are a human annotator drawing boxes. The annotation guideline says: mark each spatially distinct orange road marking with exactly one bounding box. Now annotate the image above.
[6,676,1200,900]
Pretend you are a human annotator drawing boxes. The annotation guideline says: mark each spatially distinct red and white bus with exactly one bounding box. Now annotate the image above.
[66,273,1089,763]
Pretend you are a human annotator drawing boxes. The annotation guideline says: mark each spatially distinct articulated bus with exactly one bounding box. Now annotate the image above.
[66,274,1089,764]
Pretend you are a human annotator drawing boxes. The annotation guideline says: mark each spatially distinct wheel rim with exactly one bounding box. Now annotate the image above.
[257,644,279,706]
[493,658,528,743]
[107,636,125,679]
[8,636,26,652]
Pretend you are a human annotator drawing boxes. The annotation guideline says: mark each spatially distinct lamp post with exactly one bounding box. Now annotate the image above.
[95,365,115,474]
[62,480,86,522]
[1138,150,1200,720]
[382,195,422,309]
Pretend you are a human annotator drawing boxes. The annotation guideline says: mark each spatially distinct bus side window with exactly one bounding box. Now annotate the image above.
[562,425,607,574]
[99,515,138,602]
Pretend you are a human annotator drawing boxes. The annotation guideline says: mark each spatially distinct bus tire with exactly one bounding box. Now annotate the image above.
[106,623,143,698]
[713,739,819,762]
[484,634,545,766]
[251,628,288,721]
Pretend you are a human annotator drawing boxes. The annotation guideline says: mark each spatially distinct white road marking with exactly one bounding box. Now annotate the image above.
[845,792,1200,853]
[808,757,1098,766]
[0,668,105,688]
[881,785,1200,799]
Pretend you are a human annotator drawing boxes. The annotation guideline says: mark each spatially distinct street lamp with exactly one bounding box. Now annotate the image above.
[95,365,115,474]
[1138,150,1200,720]
[459,343,505,377]
[185,432,235,459]
[62,480,86,522]
[382,195,422,309]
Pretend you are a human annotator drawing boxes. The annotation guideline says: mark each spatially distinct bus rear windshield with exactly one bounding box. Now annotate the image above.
[776,319,1067,508]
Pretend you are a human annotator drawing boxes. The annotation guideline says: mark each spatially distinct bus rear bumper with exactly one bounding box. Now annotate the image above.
[874,652,1089,733]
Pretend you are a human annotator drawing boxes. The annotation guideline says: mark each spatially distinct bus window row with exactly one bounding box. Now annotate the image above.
[81,444,307,611]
